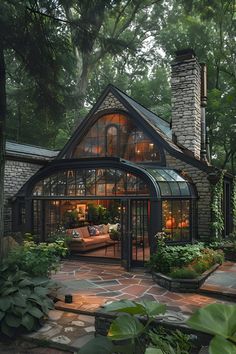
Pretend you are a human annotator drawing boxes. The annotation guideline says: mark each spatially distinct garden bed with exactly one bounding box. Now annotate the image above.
[151,263,220,292]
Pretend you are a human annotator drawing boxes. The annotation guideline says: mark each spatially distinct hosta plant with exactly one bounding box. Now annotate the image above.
[0,263,55,337]
[187,303,236,354]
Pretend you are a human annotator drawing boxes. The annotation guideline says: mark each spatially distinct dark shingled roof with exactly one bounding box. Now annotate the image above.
[6,141,58,160]
[114,86,172,139]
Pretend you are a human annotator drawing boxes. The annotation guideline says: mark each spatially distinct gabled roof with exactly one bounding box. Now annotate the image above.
[6,141,58,161]
[58,84,214,173]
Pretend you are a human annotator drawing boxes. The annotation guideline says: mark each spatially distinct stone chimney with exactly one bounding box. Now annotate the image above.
[171,49,201,159]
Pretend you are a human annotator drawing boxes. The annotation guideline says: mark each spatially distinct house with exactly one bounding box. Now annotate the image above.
[6,49,233,268]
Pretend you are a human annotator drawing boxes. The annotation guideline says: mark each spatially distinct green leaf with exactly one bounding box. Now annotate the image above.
[1,287,18,296]
[79,336,115,354]
[22,313,36,331]
[187,304,236,338]
[108,314,144,340]
[27,306,44,319]
[0,310,5,320]
[34,286,49,296]
[137,300,166,317]
[19,279,34,287]
[1,320,15,337]
[145,348,163,354]
[0,297,12,311]
[210,335,236,354]
[12,293,26,307]
[104,300,146,315]
[5,313,22,328]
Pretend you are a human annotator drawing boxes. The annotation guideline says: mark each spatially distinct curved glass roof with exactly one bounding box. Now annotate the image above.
[29,161,194,199]
[142,167,194,198]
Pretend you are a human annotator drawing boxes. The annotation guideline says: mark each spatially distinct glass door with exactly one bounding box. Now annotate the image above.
[131,200,150,266]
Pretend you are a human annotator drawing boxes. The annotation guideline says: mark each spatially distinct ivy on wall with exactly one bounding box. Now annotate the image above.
[232,177,236,236]
[211,171,224,240]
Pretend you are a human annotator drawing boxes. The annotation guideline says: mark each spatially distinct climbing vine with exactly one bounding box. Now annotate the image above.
[211,171,224,240]
[232,176,236,236]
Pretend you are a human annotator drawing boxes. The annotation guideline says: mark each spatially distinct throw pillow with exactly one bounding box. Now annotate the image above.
[88,226,100,236]
[72,230,81,239]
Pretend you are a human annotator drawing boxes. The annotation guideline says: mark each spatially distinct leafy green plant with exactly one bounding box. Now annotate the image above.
[110,229,121,241]
[6,240,67,277]
[149,327,192,354]
[147,239,223,277]
[48,226,72,247]
[211,171,225,240]
[168,267,198,279]
[187,303,236,354]
[80,299,189,354]
[146,241,204,274]
[0,263,54,337]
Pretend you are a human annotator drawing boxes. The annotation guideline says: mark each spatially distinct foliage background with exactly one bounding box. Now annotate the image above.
[2,0,236,173]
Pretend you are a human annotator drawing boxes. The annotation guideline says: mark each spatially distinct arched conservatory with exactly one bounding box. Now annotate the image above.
[14,157,196,267]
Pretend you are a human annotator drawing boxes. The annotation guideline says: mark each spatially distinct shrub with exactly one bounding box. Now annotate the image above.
[146,240,204,274]
[0,263,54,337]
[6,240,67,277]
[169,267,198,279]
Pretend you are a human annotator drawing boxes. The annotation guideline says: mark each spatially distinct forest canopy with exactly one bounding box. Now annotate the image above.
[2,0,236,173]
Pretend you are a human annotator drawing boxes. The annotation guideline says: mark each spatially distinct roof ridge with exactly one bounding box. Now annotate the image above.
[109,84,170,126]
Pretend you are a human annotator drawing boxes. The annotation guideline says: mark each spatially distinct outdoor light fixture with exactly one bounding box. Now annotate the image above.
[65,294,73,303]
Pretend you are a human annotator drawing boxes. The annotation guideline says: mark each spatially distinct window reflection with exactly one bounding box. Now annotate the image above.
[72,113,161,162]
[162,200,190,241]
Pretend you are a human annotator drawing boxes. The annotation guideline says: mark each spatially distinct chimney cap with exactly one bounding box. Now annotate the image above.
[175,48,196,61]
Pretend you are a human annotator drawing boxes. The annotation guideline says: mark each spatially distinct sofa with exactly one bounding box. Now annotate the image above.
[66,224,115,252]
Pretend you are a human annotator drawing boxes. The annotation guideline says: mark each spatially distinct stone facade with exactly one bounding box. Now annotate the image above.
[171,55,201,159]
[4,159,42,234]
[165,152,211,239]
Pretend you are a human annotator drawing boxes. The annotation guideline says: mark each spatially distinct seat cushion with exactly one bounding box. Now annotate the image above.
[79,226,91,238]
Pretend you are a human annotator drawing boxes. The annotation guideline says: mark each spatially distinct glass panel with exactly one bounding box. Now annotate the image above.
[165,170,185,182]
[57,172,67,196]
[76,170,86,196]
[159,182,171,196]
[33,181,43,196]
[169,182,180,195]
[72,113,162,162]
[85,169,96,195]
[179,182,190,196]
[106,126,118,156]
[162,200,190,241]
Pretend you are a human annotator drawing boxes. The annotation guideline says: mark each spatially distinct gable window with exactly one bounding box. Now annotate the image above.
[106,125,118,156]
[72,113,162,163]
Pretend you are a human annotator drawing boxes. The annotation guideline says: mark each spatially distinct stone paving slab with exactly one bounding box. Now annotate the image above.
[199,262,236,300]
[22,309,95,352]
[52,260,235,316]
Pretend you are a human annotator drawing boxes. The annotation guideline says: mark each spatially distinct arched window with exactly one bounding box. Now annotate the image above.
[106,125,118,156]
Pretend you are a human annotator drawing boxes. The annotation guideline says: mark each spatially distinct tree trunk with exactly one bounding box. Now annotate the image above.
[0,45,6,258]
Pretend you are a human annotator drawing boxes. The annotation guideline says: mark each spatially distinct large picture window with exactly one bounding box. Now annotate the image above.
[72,113,161,162]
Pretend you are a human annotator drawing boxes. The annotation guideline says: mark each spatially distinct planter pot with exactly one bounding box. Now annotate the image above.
[152,264,220,293]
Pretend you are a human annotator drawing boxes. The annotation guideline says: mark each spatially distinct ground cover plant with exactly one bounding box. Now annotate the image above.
[0,263,55,337]
[146,234,224,279]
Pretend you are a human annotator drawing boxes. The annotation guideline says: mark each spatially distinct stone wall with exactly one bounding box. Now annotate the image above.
[165,152,211,239]
[171,55,201,159]
[4,159,42,234]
